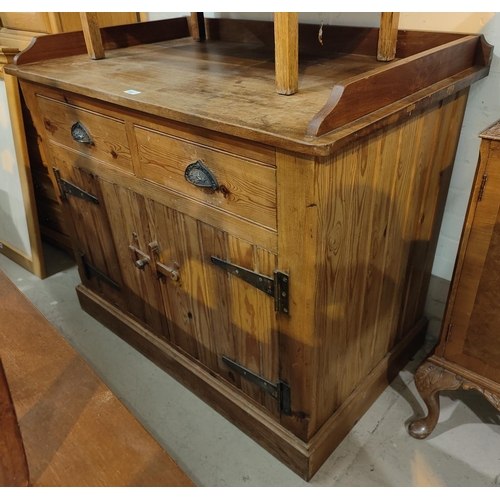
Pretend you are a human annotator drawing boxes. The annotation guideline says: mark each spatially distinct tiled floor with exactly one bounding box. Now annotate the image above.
[1,244,499,487]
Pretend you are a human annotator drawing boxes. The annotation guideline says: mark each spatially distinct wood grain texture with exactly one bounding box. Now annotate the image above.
[377,13,400,61]
[307,35,479,136]
[7,22,488,156]
[135,125,276,229]
[14,27,486,479]
[80,13,105,60]
[276,150,320,440]
[76,282,427,481]
[0,359,29,486]
[204,18,463,58]
[51,144,278,252]
[0,270,194,487]
[76,284,309,477]
[309,91,468,435]
[441,139,500,383]
[274,13,298,95]
[37,94,134,173]
[13,17,190,65]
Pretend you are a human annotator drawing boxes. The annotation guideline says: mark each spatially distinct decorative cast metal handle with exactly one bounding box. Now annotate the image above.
[71,121,93,145]
[184,160,218,190]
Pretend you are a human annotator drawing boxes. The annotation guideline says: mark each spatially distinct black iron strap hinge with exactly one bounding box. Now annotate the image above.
[53,167,99,204]
[222,357,291,415]
[79,253,120,290]
[210,257,289,314]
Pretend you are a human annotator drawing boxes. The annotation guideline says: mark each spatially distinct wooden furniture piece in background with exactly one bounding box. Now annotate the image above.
[0,12,139,35]
[409,120,500,439]
[0,12,140,261]
[0,358,29,487]
[0,269,194,487]
[0,37,45,277]
[7,16,492,480]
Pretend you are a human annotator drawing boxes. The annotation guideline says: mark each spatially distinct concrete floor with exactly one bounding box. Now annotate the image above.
[1,244,499,487]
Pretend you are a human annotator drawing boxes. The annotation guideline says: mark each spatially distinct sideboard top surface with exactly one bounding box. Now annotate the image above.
[5,18,492,155]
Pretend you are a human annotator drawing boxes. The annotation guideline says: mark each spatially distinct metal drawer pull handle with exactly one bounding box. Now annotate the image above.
[184,160,218,190]
[71,121,93,145]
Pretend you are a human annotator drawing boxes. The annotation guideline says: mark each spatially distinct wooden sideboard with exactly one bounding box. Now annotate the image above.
[409,120,500,439]
[6,17,492,480]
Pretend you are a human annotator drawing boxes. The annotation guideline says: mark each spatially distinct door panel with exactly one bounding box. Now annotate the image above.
[54,161,125,309]
[146,198,280,416]
[98,181,169,341]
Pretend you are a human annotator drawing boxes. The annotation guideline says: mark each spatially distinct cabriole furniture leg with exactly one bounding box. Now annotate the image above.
[409,360,500,439]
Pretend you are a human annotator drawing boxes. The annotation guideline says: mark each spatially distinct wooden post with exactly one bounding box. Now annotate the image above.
[189,12,206,42]
[377,12,400,61]
[274,12,299,95]
[80,12,105,60]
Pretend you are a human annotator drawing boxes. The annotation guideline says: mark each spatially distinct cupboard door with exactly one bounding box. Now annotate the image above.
[98,181,170,341]
[146,199,280,417]
[444,142,500,384]
[53,162,125,309]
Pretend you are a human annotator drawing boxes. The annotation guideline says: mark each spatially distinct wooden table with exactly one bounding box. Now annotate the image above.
[0,269,194,487]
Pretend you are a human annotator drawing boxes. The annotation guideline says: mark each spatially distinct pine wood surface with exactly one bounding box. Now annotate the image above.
[11,21,490,478]
[37,93,134,173]
[0,269,194,487]
[76,282,427,481]
[6,18,490,153]
[134,125,277,229]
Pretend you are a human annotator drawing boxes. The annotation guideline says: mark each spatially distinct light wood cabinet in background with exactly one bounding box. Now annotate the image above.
[0,12,140,267]
[409,120,500,438]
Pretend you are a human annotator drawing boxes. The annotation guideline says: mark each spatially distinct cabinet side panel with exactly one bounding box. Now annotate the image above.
[276,152,320,440]
[311,92,467,434]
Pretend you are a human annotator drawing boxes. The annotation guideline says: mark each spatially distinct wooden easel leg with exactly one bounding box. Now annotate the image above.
[274,12,299,95]
[189,12,206,42]
[377,12,400,62]
[80,12,105,60]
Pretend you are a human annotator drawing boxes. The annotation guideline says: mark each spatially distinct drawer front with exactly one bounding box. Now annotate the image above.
[36,95,134,173]
[134,126,277,230]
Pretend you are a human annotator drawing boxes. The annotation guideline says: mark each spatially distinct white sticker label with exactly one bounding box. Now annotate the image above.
[124,89,141,95]
[0,243,3,248]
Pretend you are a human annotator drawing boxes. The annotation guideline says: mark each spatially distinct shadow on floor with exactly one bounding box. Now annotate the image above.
[42,243,76,278]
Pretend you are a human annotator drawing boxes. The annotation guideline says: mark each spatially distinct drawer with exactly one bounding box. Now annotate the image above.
[35,94,134,174]
[134,126,277,230]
